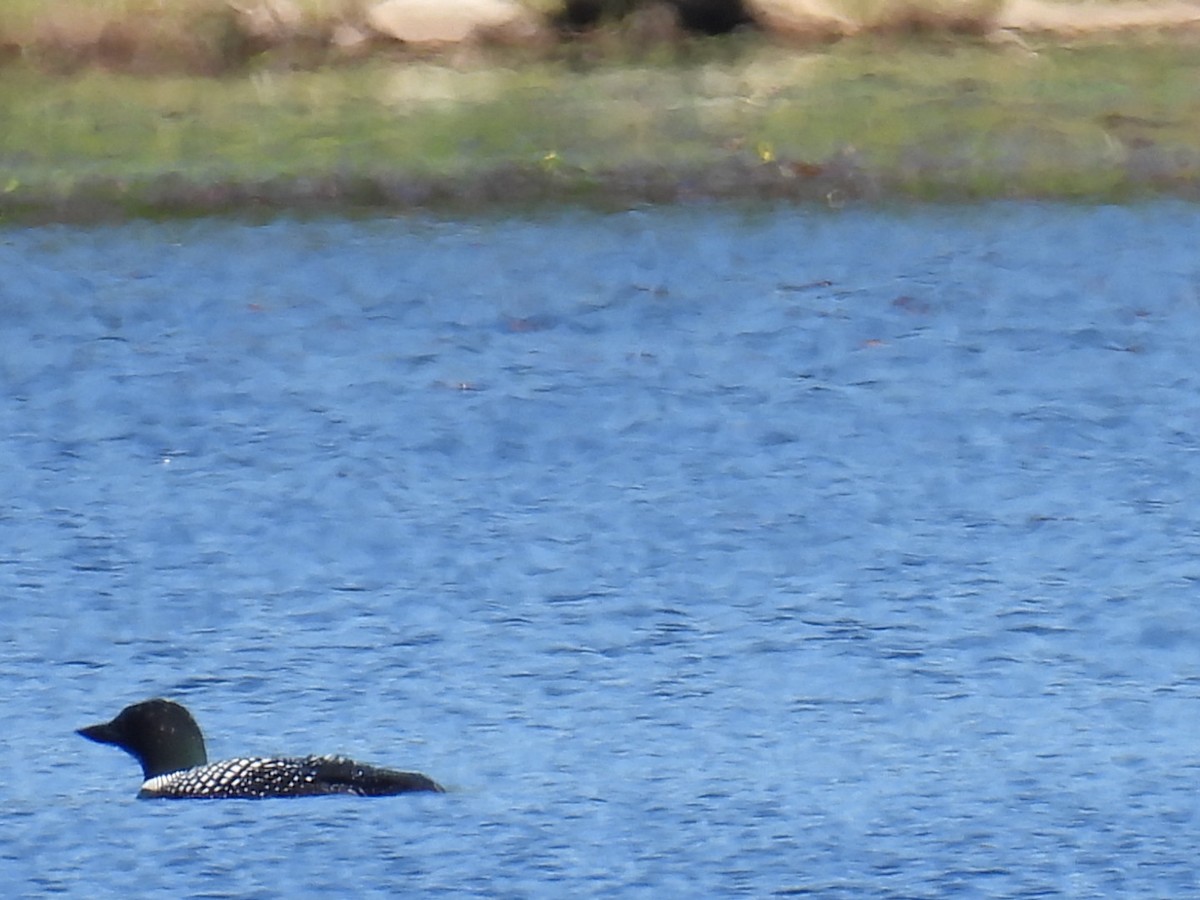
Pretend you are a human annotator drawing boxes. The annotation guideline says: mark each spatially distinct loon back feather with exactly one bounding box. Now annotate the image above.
[305,755,443,795]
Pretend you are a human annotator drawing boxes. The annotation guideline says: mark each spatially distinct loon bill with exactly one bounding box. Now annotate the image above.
[78,698,444,799]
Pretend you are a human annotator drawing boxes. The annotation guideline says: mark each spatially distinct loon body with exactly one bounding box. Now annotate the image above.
[78,699,443,799]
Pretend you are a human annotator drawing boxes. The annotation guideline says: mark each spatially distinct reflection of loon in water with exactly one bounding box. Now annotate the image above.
[78,698,444,798]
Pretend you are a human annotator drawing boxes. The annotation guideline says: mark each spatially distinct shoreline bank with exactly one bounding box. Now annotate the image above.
[4,151,1199,226]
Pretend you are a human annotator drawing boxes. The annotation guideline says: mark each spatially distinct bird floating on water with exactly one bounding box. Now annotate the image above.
[78,698,444,799]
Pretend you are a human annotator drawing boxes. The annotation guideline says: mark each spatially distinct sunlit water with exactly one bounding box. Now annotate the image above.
[2,203,1199,897]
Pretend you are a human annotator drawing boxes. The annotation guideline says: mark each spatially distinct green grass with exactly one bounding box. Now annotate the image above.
[747,39,1199,195]
[2,35,1198,217]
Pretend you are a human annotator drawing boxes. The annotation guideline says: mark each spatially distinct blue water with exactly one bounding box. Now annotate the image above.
[2,203,1200,897]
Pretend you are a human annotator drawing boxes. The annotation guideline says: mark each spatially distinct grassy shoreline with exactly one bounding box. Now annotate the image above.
[3,33,1199,221]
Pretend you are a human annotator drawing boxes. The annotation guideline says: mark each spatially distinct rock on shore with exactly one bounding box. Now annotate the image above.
[743,0,858,40]
[366,0,543,45]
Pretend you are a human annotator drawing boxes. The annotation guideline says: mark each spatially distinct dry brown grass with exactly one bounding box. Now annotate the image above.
[1,0,1198,75]
[4,1,230,73]
[844,0,1005,34]
[0,0,370,73]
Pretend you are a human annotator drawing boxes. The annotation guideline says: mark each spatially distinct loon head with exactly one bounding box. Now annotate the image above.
[78,699,209,779]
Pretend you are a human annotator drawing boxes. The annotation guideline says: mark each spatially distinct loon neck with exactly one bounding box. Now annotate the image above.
[134,733,208,779]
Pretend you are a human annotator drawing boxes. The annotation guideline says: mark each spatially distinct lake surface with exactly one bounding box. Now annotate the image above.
[2,203,1199,897]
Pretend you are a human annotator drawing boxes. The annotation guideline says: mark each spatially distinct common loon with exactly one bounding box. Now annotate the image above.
[78,699,444,799]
